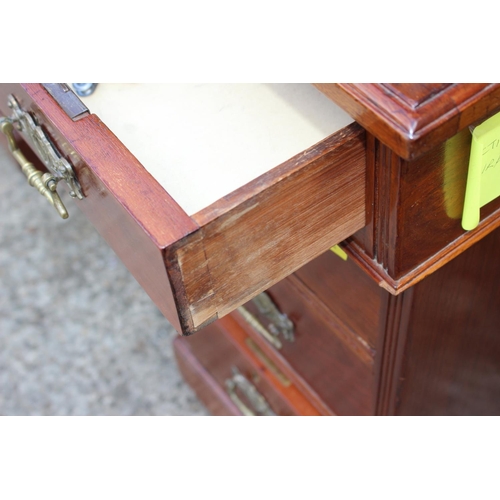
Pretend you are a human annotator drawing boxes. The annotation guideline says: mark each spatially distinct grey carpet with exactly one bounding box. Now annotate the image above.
[0,139,208,415]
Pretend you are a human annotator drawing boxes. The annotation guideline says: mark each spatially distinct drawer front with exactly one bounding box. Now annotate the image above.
[237,274,375,416]
[294,248,384,350]
[0,83,366,335]
[175,315,320,416]
[174,335,241,416]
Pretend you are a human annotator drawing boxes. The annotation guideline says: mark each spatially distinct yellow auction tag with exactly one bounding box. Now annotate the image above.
[462,111,500,230]
[330,244,348,261]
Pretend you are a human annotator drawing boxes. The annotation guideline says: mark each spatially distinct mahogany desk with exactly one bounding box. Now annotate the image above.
[1,83,500,415]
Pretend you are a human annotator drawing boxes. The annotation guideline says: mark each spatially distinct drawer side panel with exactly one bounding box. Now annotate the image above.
[179,124,366,330]
[0,84,198,332]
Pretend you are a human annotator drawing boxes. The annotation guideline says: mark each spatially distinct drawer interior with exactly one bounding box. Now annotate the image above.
[78,83,354,215]
[0,83,365,335]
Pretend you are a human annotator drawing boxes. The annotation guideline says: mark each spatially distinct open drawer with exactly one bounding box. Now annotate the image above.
[0,83,366,334]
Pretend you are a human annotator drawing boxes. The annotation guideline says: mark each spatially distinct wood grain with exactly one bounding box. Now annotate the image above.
[1,84,366,335]
[179,315,321,415]
[173,336,241,416]
[174,84,500,416]
[231,309,334,416]
[178,123,367,331]
[374,290,414,415]
[0,83,197,332]
[319,86,500,294]
[295,249,383,350]
[349,131,376,256]
[383,83,452,107]
[237,274,375,416]
[394,228,500,415]
[340,128,500,295]
[220,314,322,416]
[314,83,500,160]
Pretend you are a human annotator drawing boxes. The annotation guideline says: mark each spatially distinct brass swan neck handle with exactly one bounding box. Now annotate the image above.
[0,118,69,219]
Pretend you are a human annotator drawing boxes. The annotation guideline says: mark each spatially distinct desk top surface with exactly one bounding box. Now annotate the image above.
[315,83,500,160]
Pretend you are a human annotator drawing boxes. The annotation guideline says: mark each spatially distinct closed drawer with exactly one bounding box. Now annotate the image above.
[0,83,366,335]
[236,274,375,416]
[174,315,321,416]
[295,248,385,350]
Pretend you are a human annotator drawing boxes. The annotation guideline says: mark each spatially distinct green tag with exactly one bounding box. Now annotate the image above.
[462,111,500,230]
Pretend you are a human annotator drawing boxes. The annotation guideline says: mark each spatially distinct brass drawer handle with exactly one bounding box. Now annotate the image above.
[252,292,294,342]
[224,367,276,416]
[245,338,291,387]
[237,291,294,349]
[237,306,283,349]
[1,119,68,218]
[0,94,83,219]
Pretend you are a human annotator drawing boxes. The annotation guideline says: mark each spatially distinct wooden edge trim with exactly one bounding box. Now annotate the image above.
[19,84,197,247]
[315,83,500,161]
[343,205,500,294]
[192,122,365,226]
[374,289,414,415]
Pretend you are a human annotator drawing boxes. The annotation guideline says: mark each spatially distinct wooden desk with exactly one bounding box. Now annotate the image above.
[176,84,500,415]
[2,83,500,415]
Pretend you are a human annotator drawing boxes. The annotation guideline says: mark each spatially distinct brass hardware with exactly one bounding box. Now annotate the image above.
[225,367,276,416]
[237,306,283,349]
[252,292,295,342]
[1,94,84,218]
[0,119,68,218]
[245,338,291,387]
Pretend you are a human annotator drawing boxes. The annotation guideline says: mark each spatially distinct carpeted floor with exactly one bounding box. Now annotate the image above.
[0,137,208,415]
